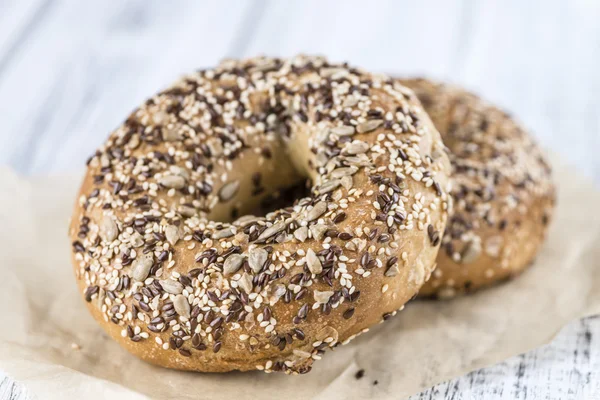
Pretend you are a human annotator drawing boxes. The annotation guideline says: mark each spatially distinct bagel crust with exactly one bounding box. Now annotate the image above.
[69,56,451,374]
[401,79,556,298]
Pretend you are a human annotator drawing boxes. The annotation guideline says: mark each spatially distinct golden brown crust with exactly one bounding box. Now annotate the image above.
[68,56,451,373]
[400,78,556,298]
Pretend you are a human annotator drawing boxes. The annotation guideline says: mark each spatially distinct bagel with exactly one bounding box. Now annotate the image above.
[400,78,556,298]
[69,56,451,373]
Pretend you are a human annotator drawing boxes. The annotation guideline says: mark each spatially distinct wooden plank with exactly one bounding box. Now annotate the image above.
[242,0,469,76]
[453,0,600,183]
[0,0,53,74]
[0,0,254,173]
[411,316,600,399]
[0,376,33,400]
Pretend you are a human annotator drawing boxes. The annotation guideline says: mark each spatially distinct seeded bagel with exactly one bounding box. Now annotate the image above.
[69,56,451,374]
[401,78,556,298]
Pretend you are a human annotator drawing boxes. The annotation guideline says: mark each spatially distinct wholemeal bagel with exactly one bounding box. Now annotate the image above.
[400,78,556,298]
[69,56,451,373]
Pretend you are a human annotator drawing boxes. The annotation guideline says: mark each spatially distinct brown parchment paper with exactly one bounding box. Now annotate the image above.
[0,157,599,400]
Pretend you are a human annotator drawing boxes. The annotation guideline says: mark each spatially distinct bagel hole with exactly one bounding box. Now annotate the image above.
[245,179,312,219]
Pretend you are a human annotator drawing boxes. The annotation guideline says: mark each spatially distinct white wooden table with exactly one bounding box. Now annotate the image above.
[0,1,598,398]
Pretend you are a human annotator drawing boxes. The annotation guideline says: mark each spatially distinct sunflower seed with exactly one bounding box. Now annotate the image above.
[316,326,338,343]
[256,221,286,241]
[177,205,196,217]
[306,248,323,274]
[219,181,240,202]
[152,110,169,125]
[313,290,334,304]
[270,284,287,302]
[235,215,260,227]
[330,166,358,179]
[306,201,327,222]
[485,236,503,258]
[321,67,347,78]
[315,180,341,194]
[345,241,357,252]
[223,254,245,275]
[274,232,287,243]
[310,224,330,241]
[159,174,186,189]
[127,135,140,149]
[160,279,184,294]
[170,166,190,180]
[343,141,370,155]
[95,288,105,308]
[344,154,372,167]
[101,216,119,242]
[213,227,235,240]
[206,137,223,157]
[352,238,367,252]
[99,154,110,168]
[294,226,309,242]
[132,253,153,281]
[356,119,383,133]
[162,126,180,142]
[250,60,278,72]
[409,259,427,286]
[237,272,254,293]
[342,96,359,108]
[315,151,329,167]
[248,248,268,273]
[173,294,190,318]
[292,349,312,359]
[330,125,355,136]
[130,232,144,248]
[340,176,353,190]
[385,264,399,277]
[460,239,482,264]
[165,225,180,246]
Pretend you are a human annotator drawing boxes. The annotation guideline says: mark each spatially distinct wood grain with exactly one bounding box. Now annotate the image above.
[0,0,598,398]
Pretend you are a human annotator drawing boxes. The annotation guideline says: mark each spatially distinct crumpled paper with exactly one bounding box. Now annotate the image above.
[0,156,598,400]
